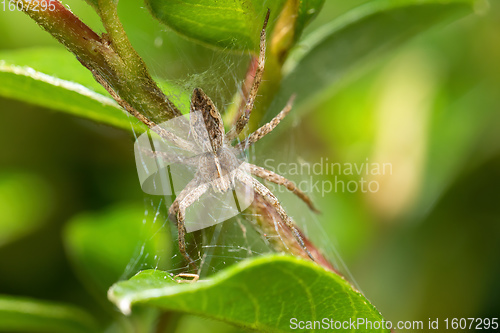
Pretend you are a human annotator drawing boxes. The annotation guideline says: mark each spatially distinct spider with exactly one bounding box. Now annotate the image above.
[132,10,319,270]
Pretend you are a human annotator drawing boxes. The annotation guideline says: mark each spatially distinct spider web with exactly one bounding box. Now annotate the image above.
[117,28,354,285]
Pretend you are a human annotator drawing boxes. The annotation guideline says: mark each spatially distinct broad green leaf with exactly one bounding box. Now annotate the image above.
[264,0,474,123]
[0,48,140,131]
[0,172,53,246]
[0,295,98,333]
[64,202,171,296]
[144,0,287,52]
[109,255,388,332]
[0,48,189,132]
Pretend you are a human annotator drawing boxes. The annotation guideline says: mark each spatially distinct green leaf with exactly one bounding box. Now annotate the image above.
[420,83,500,214]
[0,172,53,246]
[64,202,171,296]
[265,0,474,122]
[109,255,388,332]
[0,295,98,333]
[0,48,141,131]
[144,0,287,51]
[294,0,325,42]
[0,48,189,132]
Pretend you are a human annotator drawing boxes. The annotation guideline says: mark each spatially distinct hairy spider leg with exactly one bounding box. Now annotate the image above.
[139,149,200,166]
[244,162,320,213]
[235,94,295,151]
[226,9,270,140]
[169,174,209,271]
[237,171,314,260]
[91,66,195,152]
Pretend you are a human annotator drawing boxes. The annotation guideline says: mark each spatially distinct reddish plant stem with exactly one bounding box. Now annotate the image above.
[14,0,181,123]
[252,195,337,274]
[17,0,104,65]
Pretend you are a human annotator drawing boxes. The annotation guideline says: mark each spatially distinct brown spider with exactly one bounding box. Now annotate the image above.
[133,11,319,270]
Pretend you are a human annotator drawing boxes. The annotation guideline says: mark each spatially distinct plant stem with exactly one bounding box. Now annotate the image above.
[96,0,145,73]
[13,0,181,124]
[92,0,182,123]
[252,195,337,273]
[14,0,105,67]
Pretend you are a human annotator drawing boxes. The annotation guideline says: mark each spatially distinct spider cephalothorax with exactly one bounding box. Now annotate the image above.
[134,11,319,271]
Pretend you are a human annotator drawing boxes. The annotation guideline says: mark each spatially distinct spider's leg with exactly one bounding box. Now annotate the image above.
[91,67,195,152]
[226,10,270,141]
[138,147,199,166]
[169,176,209,271]
[235,94,295,151]
[151,126,197,152]
[238,172,314,261]
[244,162,320,213]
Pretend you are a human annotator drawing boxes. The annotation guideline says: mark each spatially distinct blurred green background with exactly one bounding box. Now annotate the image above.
[0,0,499,331]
